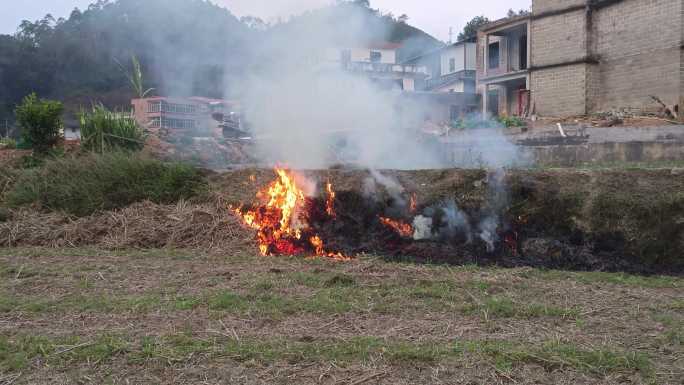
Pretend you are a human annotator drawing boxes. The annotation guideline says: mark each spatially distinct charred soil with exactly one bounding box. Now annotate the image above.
[1,166,682,275]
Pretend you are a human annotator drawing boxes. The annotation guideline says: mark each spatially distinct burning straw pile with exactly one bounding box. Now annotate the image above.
[0,198,254,251]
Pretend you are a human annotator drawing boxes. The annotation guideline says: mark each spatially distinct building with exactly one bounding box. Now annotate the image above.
[476,0,684,118]
[406,41,477,94]
[323,43,429,91]
[131,96,240,138]
[400,41,479,123]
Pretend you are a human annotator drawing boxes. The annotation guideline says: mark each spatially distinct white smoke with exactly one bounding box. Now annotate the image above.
[441,199,473,243]
[232,4,529,171]
[369,169,406,207]
[477,169,509,251]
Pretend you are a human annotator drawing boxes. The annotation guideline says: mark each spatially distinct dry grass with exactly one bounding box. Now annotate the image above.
[0,198,254,251]
[0,248,681,384]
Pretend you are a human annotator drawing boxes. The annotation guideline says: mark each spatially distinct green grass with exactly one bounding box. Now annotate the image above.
[517,269,680,288]
[0,293,168,315]
[1,332,653,377]
[0,334,128,372]
[455,339,652,376]
[5,152,206,216]
[463,296,579,319]
[79,104,145,153]
[652,313,683,346]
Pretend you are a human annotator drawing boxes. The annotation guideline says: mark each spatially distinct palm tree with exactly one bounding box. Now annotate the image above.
[116,55,155,98]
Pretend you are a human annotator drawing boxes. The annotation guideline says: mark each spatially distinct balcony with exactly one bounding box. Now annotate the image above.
[481,20,529,82]
[425,70,476,91]
[343,62,428,77]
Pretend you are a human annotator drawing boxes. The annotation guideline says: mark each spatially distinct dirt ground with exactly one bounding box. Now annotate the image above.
[0,248,681,385]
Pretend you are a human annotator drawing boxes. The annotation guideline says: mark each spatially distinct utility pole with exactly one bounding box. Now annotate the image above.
[449,27,453,44]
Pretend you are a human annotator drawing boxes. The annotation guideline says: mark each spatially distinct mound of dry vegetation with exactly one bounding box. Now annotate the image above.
[1,155,683,274]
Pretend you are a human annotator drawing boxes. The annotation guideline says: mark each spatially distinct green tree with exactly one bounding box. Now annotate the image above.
[457,15,490,42]
[15,93,63,154]
[116,55,154,98]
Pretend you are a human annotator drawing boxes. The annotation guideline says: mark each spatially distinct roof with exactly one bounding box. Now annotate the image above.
[478,14,531,33]
[132,96,237,106]
[400,41,476,65]
[365,41,402,50]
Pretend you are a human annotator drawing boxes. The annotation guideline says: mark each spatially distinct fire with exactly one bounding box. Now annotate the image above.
[379,216,414,238]
[409,193,417,214]
[326,182,336,218]
[234,168,348,260]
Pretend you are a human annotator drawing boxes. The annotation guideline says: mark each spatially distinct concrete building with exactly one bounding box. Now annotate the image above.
[323,43,429,91]
[477,0,684,118]
[406,41,478,94]
[131,96,239,138]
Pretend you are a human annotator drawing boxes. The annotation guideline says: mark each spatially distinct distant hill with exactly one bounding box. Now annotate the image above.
[268,2,442,62]
[0,0,441,118]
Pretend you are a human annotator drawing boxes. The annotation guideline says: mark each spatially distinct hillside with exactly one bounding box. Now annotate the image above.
[0,0,441,120]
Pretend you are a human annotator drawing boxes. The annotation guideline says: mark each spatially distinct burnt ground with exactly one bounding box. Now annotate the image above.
[0,248,682,384]
[212,167,684,275]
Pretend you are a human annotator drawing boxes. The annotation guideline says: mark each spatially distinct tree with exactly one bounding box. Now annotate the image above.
[457,15,490,42]
[116,55,154,98]
[240,16,269,31]
[15,93,63,154]
[397,14,409,24]
[507,9,531,18]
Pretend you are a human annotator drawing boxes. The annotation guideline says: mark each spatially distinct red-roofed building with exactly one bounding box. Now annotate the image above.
[131,96,241,138]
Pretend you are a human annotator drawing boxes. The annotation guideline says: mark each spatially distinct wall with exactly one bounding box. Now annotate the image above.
[591,0,682,112]
[466,43,477,72]
[529,0,683,117]
[433,80,465,93]
[440,43,476,77]
[531,65,589,116]
[529,141,684,167]
[529,3,589,116]
[441,45,465,76]
[532,0,585,14]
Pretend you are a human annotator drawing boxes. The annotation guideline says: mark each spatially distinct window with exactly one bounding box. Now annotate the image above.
[160,103,197,114]
[159,118,196,129]
[149,117,161,128]
[449,58,456,73]
[370,51,382,63]
[488,42,500,69]
[519,34,528,70]
[147,101,161,113]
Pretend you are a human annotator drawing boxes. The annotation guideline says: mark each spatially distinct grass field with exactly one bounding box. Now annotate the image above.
[0,248,681,384]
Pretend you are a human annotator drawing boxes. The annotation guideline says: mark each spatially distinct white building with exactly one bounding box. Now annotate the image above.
[405,41,477,94]
[321,43,429,91]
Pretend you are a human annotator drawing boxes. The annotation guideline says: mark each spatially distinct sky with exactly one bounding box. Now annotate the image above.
[0,0,531,42]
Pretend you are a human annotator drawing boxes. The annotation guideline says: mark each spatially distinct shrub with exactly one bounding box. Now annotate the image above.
[15,93,64,154]
[79,104,146,153]
[0,138,16,149]
[6,153,206,216]
[497,115,526,128]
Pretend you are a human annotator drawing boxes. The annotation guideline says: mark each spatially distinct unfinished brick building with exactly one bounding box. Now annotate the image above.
[477,0,684,118]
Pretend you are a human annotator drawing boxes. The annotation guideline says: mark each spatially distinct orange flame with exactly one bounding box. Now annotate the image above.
[234,168,349,260]
[409,193,417,214]
[326,182,336,218]
[379,216,414,238]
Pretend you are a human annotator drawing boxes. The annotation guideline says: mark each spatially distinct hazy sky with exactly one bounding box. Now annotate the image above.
[0,0,531,41]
